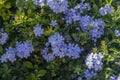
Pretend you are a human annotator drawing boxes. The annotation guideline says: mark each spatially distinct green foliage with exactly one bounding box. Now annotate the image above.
[23,61,33,69]
[0,0,120,80]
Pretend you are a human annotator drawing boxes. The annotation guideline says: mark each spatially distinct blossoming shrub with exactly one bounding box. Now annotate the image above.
[0,0,120,80]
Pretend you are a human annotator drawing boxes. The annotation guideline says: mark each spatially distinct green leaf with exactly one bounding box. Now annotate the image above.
[101,40,108,56]
[44,27,54,36]
[37,69,47,77]
[93,4,99,14]
[23,61,33,69]
[27,9,32,15]
[0,45,3,54]
[29,73,37,80]
[109,0,113,4]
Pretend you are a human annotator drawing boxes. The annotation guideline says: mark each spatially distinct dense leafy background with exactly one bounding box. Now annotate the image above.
[0,0,120,80]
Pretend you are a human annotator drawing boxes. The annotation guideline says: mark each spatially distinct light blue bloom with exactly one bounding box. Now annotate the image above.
[85,52,103,71]
[41,48,55,62]
[115,30,120,37]
[47,0,68,13]
[48,33,65,46]
[52,43,67,58]
[41,33,84,61]
[33,0,45,7]
[0,47,16,63]
[65,2,90,26]
[117,74,120,80]
[84,69,96,79]
[109,74,117,80]
[50,20,57,27]
[41,33,66,61]
[74,2,91,13]
[79,15,93,31]
[99,5,112,16]
[33,24,44,37]
[65,9,76,25]
[109,74,120,80]
[78,76,82,80]
[72,12,81,22]
[89,18,105,43]
[48,33,67,58]
[15,41,34,59]
[0,32,8,45]
[66,43,84,59]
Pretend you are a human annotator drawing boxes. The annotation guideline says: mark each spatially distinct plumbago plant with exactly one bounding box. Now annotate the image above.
[0,0,120,80]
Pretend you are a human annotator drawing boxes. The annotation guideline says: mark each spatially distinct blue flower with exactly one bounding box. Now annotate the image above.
[0,47,16,63]
[79,15,93,31]
[117,74,120,80]
[41,34,66,61]
[15,41,34,59]
[85,52,103,71]
[66,43,84,59]
[78,76,82,80]
[109,74,120,80]
[41,33,84,61]
[72,12,81,22]
[109,74,117,80]
[115,30,120,37]
[50,20,57,27]
[0,32,9,45]
[64,2,90,26]
[33,24,44,37]
[33,0,45,7]
[41,48,55,62]
[84,69,96,79]
[99,5,112,16]
[74,2,91,13]
[48,33,67,58]
[65,9,76,25]
[48,33,65,46]
[47,0,68,13]
[52,43,67,58]
[89,19,105,43]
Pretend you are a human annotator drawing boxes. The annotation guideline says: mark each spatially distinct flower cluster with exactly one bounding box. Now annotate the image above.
[85,52,103,71]
[0,47,16,63]
[0,41,34,63]
[50,20,57,27]
[33,0,45,7]
[66,43,84,59]
[33,24,44,37]
[77,76,82,80]
[115,29,120,37]
[109,74,120,80]
[79,15,93,31]
[65,2,90,25]
[79,16,105,44]
[64,2,105,44]
[65,9,77,25]
[109,75,117,80]
[74,2,90,14]
[42,47,55,62]
[42,33,84,61]
[16,41,34,59]
[84,69,96,79]
[47,0,68,14]
[89,19,105,43]
[0,30,9,45]
[99,5,112,16]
